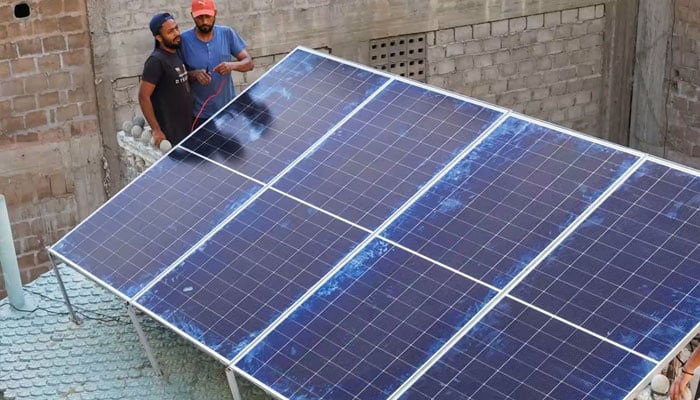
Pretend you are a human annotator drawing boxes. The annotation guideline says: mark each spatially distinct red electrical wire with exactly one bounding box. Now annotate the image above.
[191,76,227,131]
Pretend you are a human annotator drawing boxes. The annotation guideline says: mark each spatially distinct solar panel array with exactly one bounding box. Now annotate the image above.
[51,47,700,399]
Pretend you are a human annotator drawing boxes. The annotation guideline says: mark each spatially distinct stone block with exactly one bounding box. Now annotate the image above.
[510,47,529,62]
[555,25,573,39]
[565,38,581,52]
[507,77,525,91]
[546,40,564,54]
[509,17,527,33]
[455,55,474,70]
[437,29,455,45]
[463,41,482,54]
[536,56,552,71]
[464,69,482,83]
[519,31,538,46]
[595,4,605,18]
[568,104,584,119]
[17,39,42,56]
[483,37,502,51]
[575,91,592,105]
[427,46,446,60]
[527,14,544,30]
[494,50,511,65]
[551,81,567,95]
[572,23,588,38]
[532,87,550,100]
[11,58,36,75]
[580,33,602,49]
[490,80,507,93]
[446,43,464,57]
[474,54,493,68]
[437,59,456,75]
[579,6,596,21]
[588,18,605,34]
[455,26,472,42]
[519,59,535,74]
[482,66,499,81]
[562,9,578,23]
[544,11,561,28]
[537,29,555,43]
[12,95,36,113]
[492,20,509,36]
[473,23,491,38]
[499,62,517,77]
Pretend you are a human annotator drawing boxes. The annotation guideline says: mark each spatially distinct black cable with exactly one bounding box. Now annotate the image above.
[17,288,123,324]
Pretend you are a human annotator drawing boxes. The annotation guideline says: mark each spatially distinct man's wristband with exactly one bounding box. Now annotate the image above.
[681,368,695,376]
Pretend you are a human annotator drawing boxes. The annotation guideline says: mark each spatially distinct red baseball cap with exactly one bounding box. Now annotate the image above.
[192,0,216,17]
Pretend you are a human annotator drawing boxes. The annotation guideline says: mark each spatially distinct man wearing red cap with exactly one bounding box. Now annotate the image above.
[180,0,253,128]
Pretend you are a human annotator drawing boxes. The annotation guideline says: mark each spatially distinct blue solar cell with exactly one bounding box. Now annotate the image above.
[52,149,260,297]
[400,298,656,400]
[237,239,497,399]
[383,116,639,288]
[136,189,369,360]
[182,49,389,182]
[274,80,503,230]
[512,161,700,360]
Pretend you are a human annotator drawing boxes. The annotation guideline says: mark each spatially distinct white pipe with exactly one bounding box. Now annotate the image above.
[0,194,26,308]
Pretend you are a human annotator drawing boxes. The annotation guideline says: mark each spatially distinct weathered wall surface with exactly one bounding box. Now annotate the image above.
[428,5,605,134]
[0,0,104,296]
[631,0,700,169]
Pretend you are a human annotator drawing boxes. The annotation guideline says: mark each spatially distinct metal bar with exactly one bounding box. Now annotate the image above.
[48,248,82,324]
[225,367,243,400]
[126,303,166,379]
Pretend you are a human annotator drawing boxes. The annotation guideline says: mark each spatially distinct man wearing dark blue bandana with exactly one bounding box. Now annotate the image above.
[138,13,193,147]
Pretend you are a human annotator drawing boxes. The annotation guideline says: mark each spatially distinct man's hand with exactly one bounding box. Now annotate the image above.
[152,128,166,148]
[190,69,212,85]
[213,61,233,75]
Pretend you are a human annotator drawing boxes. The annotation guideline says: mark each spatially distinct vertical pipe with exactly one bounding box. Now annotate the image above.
[0,194,25,309]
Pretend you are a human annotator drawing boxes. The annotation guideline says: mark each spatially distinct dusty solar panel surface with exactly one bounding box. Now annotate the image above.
[51,47,700,399]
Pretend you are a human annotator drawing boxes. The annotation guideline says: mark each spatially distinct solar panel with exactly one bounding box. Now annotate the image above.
[49,47,700,400]
[136,189,370,362]
[273,80,503,230]
[182,50,390,182]
[401,298,656,400]
[382,116,639,288]
[51,148,261,297]
[236,238,498,399]
[511,160,700,360]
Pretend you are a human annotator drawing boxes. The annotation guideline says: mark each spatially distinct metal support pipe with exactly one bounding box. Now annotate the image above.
[0,194,25,309]
[225,367,243,400]
[127,303,166,380]
[48,250,82,324]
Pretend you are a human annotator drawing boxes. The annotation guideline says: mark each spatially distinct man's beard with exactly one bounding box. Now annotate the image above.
[196,19,214,34]
[162,36,181,50]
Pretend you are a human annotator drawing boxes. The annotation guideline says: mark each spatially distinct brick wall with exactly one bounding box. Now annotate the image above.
[427,4,606,136]
[667,0,700,167]
[0,0,104,297]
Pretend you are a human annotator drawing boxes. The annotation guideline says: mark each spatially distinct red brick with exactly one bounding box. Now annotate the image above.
[42,35,66,52]
[27,264,50,281]
[63,0,84,13]
[59,15,84,32]
[0,61,9,79]
[66,32,89,50]
[80,100,98,115]
[10,57,36,75]
[25,73,48,93]
[39,0,64,15]
[47,72,72,89]
[17,38,42,56]
[11,221,31,238]
[12,95,36,113]
[0,132,13,147]
[37,91,59,108]
[34,175,52,200]
[2,116,25,133]
[25,110,48,129]
[39,127,65,143]
[0,99,10,115]
[16,131,39,143]
[9,21,34,37]
[0,43,17,59]
[55,104,79,122]
[37,53,61,72]
[33,17,60,35]
[61,49,86,67]
[17,253,34,269]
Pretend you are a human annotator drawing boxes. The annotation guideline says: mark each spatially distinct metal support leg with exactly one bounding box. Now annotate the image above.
[225,367,243,400]
[48,250,82,325]
[126,303,166,380]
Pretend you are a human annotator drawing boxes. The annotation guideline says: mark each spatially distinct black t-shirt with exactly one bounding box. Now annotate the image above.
[141,48,193,145]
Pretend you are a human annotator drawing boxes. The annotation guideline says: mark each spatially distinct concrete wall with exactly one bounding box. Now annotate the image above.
[631,0,700,169]
[0,0,104,296]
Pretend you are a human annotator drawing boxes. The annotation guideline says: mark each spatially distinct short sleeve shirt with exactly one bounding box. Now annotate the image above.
[141,48,193,145]
[179,26,246,119]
